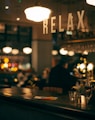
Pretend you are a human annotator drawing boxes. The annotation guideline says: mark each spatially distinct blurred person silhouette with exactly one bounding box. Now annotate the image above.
[48,57,78,94]
[37,68,50,90]
[16,70,28,87]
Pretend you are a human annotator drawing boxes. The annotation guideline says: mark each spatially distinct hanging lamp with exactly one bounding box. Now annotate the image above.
[86,0,95,6]
[24,5,51,22]
[2,46,12,54]
[12,49,19,55]
[23,47,32,54]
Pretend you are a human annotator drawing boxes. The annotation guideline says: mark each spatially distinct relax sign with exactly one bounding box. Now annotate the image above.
[43,10,86,34]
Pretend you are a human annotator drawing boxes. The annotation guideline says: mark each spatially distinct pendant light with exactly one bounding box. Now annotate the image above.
[2,46,12,54]
[24,2,51,22]
[23,47,32,54]
[86,0,95,6]
[12,49,19,55]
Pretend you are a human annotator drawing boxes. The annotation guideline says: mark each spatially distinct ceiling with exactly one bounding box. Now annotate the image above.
[0,0,85,25]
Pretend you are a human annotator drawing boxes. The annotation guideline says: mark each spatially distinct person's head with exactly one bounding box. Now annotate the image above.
[63,62,68,69]
[61,61,68,69]
[59,57,70,69]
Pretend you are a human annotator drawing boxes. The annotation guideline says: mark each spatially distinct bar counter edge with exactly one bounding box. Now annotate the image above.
[0,87,95,120]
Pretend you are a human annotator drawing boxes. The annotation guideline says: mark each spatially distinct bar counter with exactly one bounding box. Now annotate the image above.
[0,87,95,120]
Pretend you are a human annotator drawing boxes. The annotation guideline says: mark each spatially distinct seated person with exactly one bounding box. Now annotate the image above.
[48,57,78,94]
[16,70,26,87]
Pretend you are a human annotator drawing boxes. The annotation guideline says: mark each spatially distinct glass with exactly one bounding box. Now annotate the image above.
[85,87,92,104]
[68,91,77,102]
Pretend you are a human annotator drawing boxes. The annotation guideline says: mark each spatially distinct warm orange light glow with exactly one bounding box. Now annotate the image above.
[3,57,9,63]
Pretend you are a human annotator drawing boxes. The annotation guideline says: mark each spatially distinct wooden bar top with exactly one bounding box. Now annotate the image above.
[0,87,95,120]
